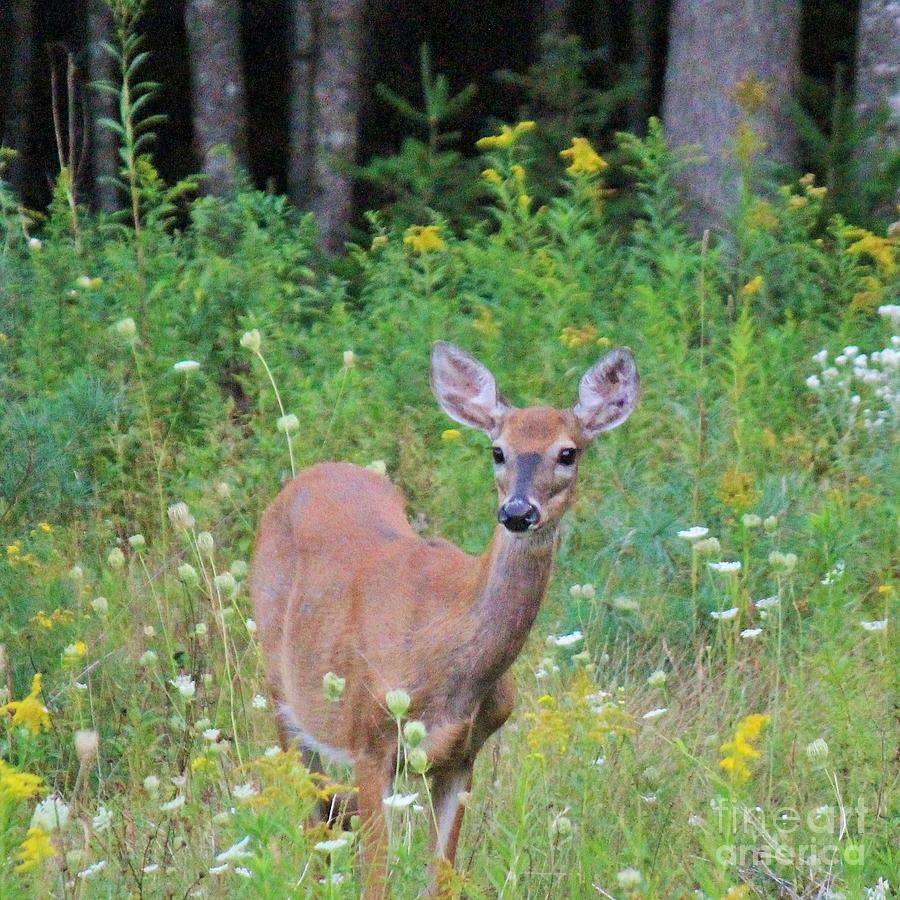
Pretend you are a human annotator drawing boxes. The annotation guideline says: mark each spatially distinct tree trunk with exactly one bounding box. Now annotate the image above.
[661,0,801,227]
[3,0,34,202]
[311,0,365,253]
[628,0,655,135]
[539,0,568,37]
[184,0,248,195]
[86,0,118,212]
[854,0,900,205]
[287,0,317,207]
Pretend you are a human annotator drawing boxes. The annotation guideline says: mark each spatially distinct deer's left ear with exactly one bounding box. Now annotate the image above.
[572,347,640,439]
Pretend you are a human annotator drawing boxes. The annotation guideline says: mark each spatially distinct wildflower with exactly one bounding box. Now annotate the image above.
[864,878,891,900]
[821,560,845,585]
[235,867,252,877]
[612,596,639,611]
[143,625,156,638]
[196,531,215,553]
[642,708,667,721]
[203,728,221,742]
[769,550,798,572]
[63,641,87,660]
[143,775,160,795]
[806,738,829,762]
[877,303,900,325]
[559,137,607,175]
[710,608,739,621]
[128,533,146,551]
[647,670,666,688]
[547,631,583,647]
[741,513,762,528]
[617,868,642,888]
[245,618,257,634]
[214,571,237,597]
[740,628,763,639]
[69,564,84,581]
[403,224,446,254]
[708,561,741,573]
[481,167,502,184]
[763,515,778,533]
[370,234,388,250]
[231,559,248,578]
[407,747,429,774]
[216,835,252,862]
[240,329,261,353]
[678,526,709,541]
[343,349,356,367]
[860,620,887,632]
[277,413,300,434]
[386,688,411,718]
[232,783,258,801]
[139,650,158,666]
[160,794,186,812]
[719,713,770,781]
[170,674,196,699]
[91,806,112,833]
[173,360,200,372]
[75,730,99,764]
[403,720,427,746]
[0,759,45,801]
[366,459,387,475]
[143,863,160,873]
[383,792,419,809]
[78,860,107,879]
[252,693,267,709]
[168,502,195,530]
[194,622,208,637]
[15,826,55,872]
[549,813,573,839]
[844,227,898,277]
[315,836,351,853]
[178,563,199,585]
[113,317,137,343]
[107,547,125,570]
[692,537,721,556]
[441,428,461,442]
[806,374,821,388]
[32,795,70,832]
[323,671,346,702]
[0,672,51,735]
[28,237,42,250]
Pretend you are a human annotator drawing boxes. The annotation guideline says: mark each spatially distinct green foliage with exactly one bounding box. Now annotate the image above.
[0,80,897,899]
[356,45,481,228]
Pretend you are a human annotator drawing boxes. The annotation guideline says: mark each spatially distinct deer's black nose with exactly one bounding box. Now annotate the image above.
[498,498,540,533]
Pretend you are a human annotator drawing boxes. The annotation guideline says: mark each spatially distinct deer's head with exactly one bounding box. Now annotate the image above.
[431,341,640,535]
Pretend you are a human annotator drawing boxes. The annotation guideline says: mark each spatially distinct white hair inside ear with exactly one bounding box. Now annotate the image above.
[430,341,510,436]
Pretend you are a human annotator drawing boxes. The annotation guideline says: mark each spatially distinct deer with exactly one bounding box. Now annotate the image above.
[249,341,639,897]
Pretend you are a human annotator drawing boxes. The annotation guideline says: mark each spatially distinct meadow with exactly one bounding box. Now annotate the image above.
[0,113,897,898]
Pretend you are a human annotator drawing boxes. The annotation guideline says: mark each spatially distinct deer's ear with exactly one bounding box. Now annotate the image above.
[573,347,639,439]
[430,341,510,436]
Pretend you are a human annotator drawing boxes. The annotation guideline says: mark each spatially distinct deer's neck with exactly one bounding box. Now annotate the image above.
[463,525,557,688]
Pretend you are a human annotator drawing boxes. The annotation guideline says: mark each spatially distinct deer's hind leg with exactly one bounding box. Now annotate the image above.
[356,754,391,900]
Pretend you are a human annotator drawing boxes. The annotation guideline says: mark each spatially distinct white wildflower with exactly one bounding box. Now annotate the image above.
[315,836,351,853]
[805,374,821,389]
[755,595,779,609]
[143,863,159,873]
[77,860,107,879]
[240,329,261,352]
[167,502,195,530]
[209,864,229,875]
[215,835,252,862]
[383,792,419,809]
[641,708,667,721]
[251,693,267,709]
[677,526,709,541]
[32,796,71,832]
[245,618,257,634]
[710,608,739,621]
[812,349,828,366]
[203,728,220,742]
[91,806,112,833]
[708,561,741,573]
[365,459,387,476]
[860,619,887,632]
[160,795,186,812]
[235,867,252,877]
[170,674,196,699]
[647,670,666,688]
[173,360,200,372]
[547,631,583,647]
[232,783,258,801]
[740,627,763,639]
[617,868,642,888]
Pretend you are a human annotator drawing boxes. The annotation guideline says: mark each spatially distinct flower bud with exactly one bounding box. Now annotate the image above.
[240,330,261,353]
[113,317,137,343]
[277,413,300,434]
[213,572,237,598]
[407,747,428,774]
[167,502,195,530]
[403,720,427,747]
[692,537,721,556]
[386,689,411,719]
[343,350,355,368]
[69,564,84,581]
[230,560,248,579]
[805,738,829,762]
[196,531,215,554]
[763,515,778,533]
[194,622,208,637]
[178,563,199,585]
[647,670,666,688]
[549,814,573,840]
[139,649,158,666]
[91,596,109,615]
[75,729,99,764]
[107,548,125,570]
[323,671,346,702]
[128,534,146,550]
[741,514,762,528]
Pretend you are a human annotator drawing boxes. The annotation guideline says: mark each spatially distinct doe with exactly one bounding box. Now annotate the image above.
[250,341,639,897]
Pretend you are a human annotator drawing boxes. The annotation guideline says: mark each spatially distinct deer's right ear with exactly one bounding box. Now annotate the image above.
[430,341,510,436]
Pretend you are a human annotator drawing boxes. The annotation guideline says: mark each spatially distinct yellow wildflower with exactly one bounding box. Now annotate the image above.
[514,120,535,134]
[878,585,893,594]
[798,172,816,188]
[0,673,52,735]
[733,121,766,165]
[481,168,502,185]
[36,522,53,534]
[850,275,884,313]
[31,608,73,630]
[559,137,607,175]
[745,199,778,231]
[740,275,763,297]
[844,227,898,277]
[731,73,770,113]
[560,324,599,349]
[15,826,55,872]
[788,194,808,209]
[0,333,8,345]
[476,125,515,151]
[471,306,499,337]
[370,235,388,251]
[510,164,525,183]
[0,759,45,801]
[719,713,770,782]
[717,467,759,512]
[806,186,827,200]
[517,193,531,213]
[441,429,461,443]
[63,641,87,662]
[7,541,21,557]
[403,225,446,254]
[723,887,751,900]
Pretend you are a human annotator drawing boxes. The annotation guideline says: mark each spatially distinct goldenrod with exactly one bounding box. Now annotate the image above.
[15,826,55,872]
[403,225,446,254]
[559,137,607,175]
[719,713,770,781]
[0,672,51,735]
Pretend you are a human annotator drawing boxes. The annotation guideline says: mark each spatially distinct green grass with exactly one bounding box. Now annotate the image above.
[0,119,897,898]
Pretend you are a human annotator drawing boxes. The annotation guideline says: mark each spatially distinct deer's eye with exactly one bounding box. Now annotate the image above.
[558,447,577,466]
[492,447,505,464]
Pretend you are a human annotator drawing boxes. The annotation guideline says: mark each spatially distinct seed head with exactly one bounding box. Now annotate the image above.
[805,738,829,762]
[407,747,428,774]
[240,330,261,353]
[386,689,411,719]
[196,531,215,554]
[107,548,125,570]
[128,534,146,550]
[403,720,427,747]
[75,730,99,764]
[277,414,299,434]
[323,671,346,702]
[167,502,195,531]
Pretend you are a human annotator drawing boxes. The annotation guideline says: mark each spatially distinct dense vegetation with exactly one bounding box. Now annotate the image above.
[0,81,897,899]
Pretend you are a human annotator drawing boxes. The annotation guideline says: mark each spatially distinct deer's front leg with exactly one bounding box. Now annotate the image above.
[427,766,473,896]
[356,755,391,900]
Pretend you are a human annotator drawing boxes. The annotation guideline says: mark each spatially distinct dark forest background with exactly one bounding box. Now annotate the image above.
[1,0,897,250]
